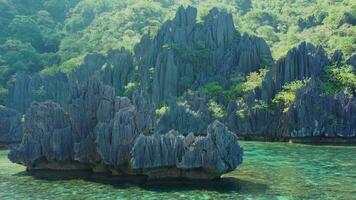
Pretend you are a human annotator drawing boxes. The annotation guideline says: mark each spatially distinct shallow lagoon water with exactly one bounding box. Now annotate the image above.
[1,142,355,200]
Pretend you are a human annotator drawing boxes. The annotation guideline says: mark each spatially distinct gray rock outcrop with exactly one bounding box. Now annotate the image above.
[0,106,23,144]
[6,49,135,114]
[8,101,82,169]
[131,120,243,180]
[6,71,69,113]
[156,91,211,135]
[68,73,116,164]
[135,6,272,106]
[272,42,329,91]
[287,80,356,138]
[9,101,243,180]
[227,42,356,141]
[95,97,143,168]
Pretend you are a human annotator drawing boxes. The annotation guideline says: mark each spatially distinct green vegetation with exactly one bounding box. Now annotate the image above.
[323,65,356,95]
[252,100,270,110]
[208,100,225,119]
[164,41,209,63]
[273,80,309,112]
[122,82,139,97]
[203,82,224,100]
[155,106,169,118]
[204,69,268,103]
[242,69,268,92]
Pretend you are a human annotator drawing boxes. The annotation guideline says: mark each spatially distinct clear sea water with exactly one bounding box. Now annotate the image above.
[1,142,355,200]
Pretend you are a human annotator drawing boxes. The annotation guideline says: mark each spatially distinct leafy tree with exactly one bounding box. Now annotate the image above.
[273,80,308,112]
[235,0,252,15]
[0,39,42,74]
[243,69,268,92]
[155,106,169,118]
[208,100,226,119]
[323,65,356,95]
[204,82,224,99]
[8,15,44,50]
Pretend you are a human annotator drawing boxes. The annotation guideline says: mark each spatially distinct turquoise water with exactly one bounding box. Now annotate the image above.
[1,142,356,200]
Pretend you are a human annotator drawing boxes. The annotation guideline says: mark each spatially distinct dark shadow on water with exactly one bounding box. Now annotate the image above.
[13,170,268,194]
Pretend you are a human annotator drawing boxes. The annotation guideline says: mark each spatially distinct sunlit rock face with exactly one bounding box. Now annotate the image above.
[0,106,23,145]
[135,6,272,106]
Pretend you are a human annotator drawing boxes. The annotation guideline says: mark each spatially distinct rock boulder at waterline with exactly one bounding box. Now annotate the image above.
[9,95,243,180]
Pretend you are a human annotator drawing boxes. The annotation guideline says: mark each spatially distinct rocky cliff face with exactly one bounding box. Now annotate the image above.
[131,121,243,180]
[9,101,80,169]
[135,6,272,106]
[6,71,69,113]
[0,106,23,145]
[227,42,356,142]
[2,5,355,158]
[287,80,356,138]
[9,74,243,180]
[6,49,135,114]
[156,91,211,135]
[272,42,329,91]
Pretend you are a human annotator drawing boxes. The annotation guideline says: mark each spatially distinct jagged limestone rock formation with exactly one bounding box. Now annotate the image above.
[95,97,142,168]
[135,6,272,106]
[131,120,243,180]
[287,80,356,138]
[9,99,242,179]
[6,71,69,113]
[69,73,116,164]
[8,101,87,170]
[223,33,272,74]
[156,100,210,136]
[331,50,344,66]
[6,49,135,114]
[227,42,356,141]
[272,42,329,91]
[71,49,135,94]
[156,91,211,135]
[0,106,23,145]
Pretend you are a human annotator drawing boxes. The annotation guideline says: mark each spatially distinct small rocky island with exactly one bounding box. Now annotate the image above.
[9,81,243,179]
[1,5,355,180]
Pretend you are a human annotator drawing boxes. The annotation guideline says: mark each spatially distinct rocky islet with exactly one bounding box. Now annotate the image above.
[1,6,355,179]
